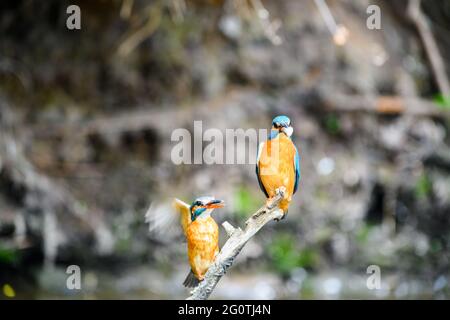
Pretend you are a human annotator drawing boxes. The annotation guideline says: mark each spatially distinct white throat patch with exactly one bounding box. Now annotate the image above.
[282,126,293,137]
[197,208,213,220]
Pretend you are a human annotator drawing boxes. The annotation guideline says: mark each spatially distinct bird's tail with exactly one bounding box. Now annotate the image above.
[183,270,200,288]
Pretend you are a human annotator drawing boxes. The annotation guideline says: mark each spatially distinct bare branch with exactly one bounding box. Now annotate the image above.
[117,5,161,57]
[319,92,449,117]
[187,191,285,300]
[120,0,134,20]
[222,221,236,237]
[408,0,450,97]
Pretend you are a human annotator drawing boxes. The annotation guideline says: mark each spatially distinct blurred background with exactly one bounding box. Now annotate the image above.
[1,0,450,299]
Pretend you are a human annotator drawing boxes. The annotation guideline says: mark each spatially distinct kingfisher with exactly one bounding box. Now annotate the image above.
[256,115,301,219]
[173,196,225,287]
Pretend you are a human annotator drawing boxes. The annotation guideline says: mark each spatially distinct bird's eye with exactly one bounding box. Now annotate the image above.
[274,123,280,128]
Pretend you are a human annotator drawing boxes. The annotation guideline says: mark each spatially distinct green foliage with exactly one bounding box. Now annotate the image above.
[0,246,19,264]
[433,94,450,110]
[430,239,443,254]
[324,114,341,135]
[268,234,319,275]
[115,237,132,253]
[355,224,373,245]
[415,173,432,199]
[297,249,319,269]
[233,186,260,220]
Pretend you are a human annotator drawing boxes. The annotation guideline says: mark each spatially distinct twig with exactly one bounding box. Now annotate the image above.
[319,92,449,117]
[187,190,285,300]
[408,0,450,97]
[249,0,283,45]
[313,0,348,46]
[120,0,134,20]
[28,88,450,145]
[117,5,161,57]
[314,0,338,35]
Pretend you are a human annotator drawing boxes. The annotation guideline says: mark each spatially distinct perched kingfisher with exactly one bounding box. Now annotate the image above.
[173,196,225,287]
[256,115,301,218]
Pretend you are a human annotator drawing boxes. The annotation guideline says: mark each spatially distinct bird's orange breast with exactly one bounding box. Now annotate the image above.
[258,133,296,211]
[186,216,219,280]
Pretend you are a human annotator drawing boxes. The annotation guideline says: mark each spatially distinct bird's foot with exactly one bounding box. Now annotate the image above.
[265,197,279,210]
[274,210,288,222]
[275,186,287,197]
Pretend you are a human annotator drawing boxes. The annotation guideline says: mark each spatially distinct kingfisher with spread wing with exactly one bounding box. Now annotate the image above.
[256,115,301,219]
[173,196,225,287]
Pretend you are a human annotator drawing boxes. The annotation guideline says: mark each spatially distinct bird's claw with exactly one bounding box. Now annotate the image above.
[274,211,288,222]
[275,186,287,197]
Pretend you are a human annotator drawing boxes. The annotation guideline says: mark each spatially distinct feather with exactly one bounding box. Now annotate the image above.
[144,198,189,242]
[173,198,191,236]
[256,142,269,198]
[145,201,176,236]
[183,270,200,288]
[257,133,298,212]
[293,145,301,194]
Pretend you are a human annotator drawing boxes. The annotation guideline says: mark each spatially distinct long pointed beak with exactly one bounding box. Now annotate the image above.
[206,199,225,209]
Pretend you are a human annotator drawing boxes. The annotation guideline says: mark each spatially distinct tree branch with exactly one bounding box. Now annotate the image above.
[408,0,450,97]
[318,92,449,117]
[186,190,285,300]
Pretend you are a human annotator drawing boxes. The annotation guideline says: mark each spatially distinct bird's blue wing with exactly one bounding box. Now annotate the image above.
[256,142,269,198]
[293,145,301,194]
